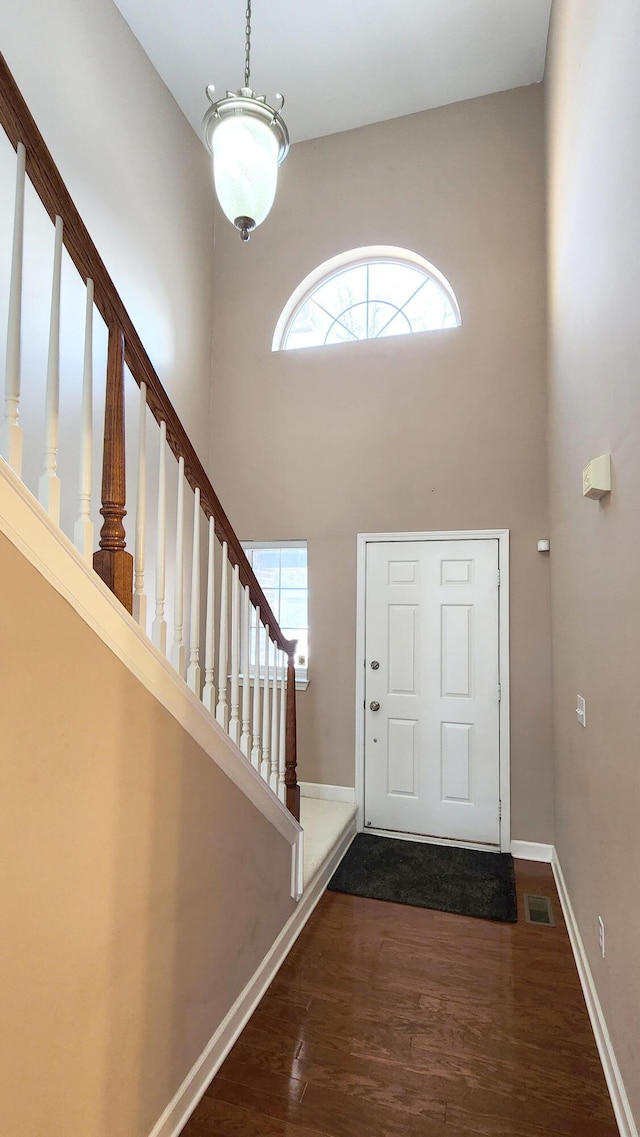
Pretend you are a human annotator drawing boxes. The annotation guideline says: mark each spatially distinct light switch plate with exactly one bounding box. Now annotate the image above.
[576,695,586,727]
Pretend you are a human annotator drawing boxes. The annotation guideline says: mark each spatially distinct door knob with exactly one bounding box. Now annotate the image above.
[369,701,380,712]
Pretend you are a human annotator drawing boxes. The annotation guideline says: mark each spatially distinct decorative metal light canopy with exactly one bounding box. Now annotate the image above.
[202,0,289,241]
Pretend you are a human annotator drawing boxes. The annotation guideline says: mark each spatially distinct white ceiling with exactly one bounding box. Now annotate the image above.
[113,0,552,146]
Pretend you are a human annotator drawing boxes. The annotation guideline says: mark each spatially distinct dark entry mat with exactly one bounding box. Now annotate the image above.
[327,833,517,923]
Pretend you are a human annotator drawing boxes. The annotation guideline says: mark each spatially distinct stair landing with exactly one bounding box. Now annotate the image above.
[300,797,357,889]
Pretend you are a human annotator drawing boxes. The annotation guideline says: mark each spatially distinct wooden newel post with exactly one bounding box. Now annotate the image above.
[285,650,300,821]
[93,324,133,613]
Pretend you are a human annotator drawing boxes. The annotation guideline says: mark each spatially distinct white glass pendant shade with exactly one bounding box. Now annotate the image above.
[212,115,279,232]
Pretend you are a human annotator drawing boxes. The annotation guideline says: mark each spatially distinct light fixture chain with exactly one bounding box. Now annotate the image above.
[244,0,252,88]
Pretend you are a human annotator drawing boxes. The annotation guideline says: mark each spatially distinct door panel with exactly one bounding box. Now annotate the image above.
[387,718,418,795]
[388,605,418,693]
[441,721,473,802]
[364,538,500,845]
[441,604,472,696]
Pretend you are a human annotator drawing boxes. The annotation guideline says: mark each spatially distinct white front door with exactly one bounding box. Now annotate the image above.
[363,538,501,845]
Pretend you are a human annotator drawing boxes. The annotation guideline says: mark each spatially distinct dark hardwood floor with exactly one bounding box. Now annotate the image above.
[180,859,618,1136]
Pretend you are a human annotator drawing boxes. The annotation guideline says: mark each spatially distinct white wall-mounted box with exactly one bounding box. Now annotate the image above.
[583,454,611,499]
[576,695,586,727]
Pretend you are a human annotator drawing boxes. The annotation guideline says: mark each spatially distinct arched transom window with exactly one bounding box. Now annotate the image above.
[273,246,461,352]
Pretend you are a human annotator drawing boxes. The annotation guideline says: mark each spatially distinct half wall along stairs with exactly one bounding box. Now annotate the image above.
[0,52,300,821]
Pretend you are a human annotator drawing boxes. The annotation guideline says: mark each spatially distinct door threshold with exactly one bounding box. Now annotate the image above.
[362,826,501,854]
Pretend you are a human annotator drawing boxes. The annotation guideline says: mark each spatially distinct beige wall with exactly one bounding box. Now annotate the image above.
[210,85,553,842]
[0,531,295,1137]
[546,0,640,1121]
[0,0,215,457]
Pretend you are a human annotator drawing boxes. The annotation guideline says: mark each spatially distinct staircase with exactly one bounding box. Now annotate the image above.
[0,51,300,818]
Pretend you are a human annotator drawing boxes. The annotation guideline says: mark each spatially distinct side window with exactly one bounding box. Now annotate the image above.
[243,541,309,686]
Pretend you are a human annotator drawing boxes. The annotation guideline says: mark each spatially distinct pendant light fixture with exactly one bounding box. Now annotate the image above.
[202,0,290,241]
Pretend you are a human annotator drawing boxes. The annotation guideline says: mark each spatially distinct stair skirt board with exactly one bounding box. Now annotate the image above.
[149,816,357,1137]
[0,460,301,888]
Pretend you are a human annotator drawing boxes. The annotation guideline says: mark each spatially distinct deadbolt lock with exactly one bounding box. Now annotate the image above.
[370,660,380,670]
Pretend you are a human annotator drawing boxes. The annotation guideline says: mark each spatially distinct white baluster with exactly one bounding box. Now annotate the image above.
[270,641,279,794]
[278,651,287,803]
[171,456,186,676]
[229,563,241,744]
[240,585,251,757]
[216,542,229,730]
[260,627,271,785]
[152,420,167,653]
[2,141,26,474]
[73,280,94,561]
[187,487,201,695]
[132,381,147,629]
[250,606,262,769]
[202,516,216,713]
[38,215,63,523]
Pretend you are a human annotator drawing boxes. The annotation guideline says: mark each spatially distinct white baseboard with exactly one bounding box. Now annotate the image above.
[149,815,357,1137]
[552,851,638,1137]
[510,840,554,862]
[300,781,356,803]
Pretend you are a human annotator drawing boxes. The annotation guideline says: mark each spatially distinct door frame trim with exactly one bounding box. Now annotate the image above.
[355,529,511,853]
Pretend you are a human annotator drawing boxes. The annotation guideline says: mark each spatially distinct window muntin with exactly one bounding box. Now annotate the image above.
[244,542,308,672]
[273,247,461,352]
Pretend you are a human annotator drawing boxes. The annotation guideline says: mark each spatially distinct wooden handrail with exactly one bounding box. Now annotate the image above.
[0,51,293,655]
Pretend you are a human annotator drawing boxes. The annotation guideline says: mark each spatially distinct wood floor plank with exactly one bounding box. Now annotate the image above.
[207,1076,448,1137]
[248,999,420,1065]
[459,1019,603,1074]
[178,858,618,1137]
[186,1093,334,1137]
[409,1033,613,1116]
[212,1055,307,1104]
[225,1023,306,1073]
[269,966,425,1017]
[445,1096,620,1137]
[294,1037,447,1119]
[257,982,314,1014]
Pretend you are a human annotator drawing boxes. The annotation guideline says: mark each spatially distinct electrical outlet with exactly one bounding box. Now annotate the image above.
[598,916,605,958]
[576,695,586,727]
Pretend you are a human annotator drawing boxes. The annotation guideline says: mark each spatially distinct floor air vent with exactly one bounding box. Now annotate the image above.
[523,893,555,926]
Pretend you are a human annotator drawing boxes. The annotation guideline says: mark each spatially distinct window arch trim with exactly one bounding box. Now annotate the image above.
[272,245,461,352]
